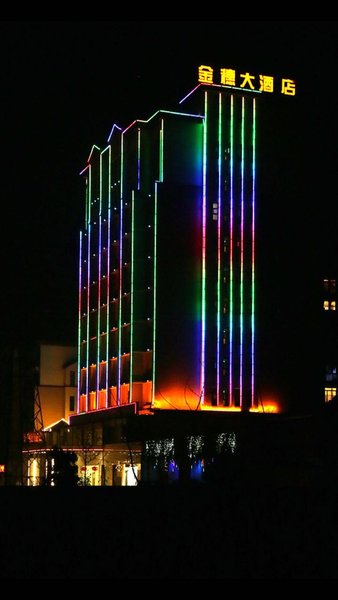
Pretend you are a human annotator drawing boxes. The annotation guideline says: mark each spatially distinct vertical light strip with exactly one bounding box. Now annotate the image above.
[201,91,207,404]
[229,96,234,406]
[105,146,111,406]
[130,189,135,403]
[159,119,164,182]
[152,182,158,404]
[217,92,222,405]
[77,231,83,413]
[96,153,103,409]
[86,166,92,412]
[239,97,245,408]
[137,128,141,190]
[118,135,124,405]
[251,98,256,406]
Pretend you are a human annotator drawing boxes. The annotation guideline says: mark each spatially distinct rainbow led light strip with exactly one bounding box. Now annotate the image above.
[152,182,158,404]
[217,93,222,405]
[77,231,82,413]
[159,119,164,181]
[105,145,111,406]
[86,166,92,412]
[130,189,135,403]
[251,99,256,406]
[229,96,234,406]
[107,123,122,143]
[122,110,203,135]
[96,152,103,408]
[137,128,141,190]
[118,135,124,405]
[239,97,245,407]
[201,91,208,404]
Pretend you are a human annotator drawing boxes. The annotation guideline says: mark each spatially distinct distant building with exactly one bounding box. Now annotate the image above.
[322,277,337,404]
[38,343,77,428]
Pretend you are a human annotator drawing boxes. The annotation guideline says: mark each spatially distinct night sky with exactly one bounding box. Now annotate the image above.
[1,20,337,356]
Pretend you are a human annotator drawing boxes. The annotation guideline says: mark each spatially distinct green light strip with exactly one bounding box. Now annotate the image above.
[159,119,164,182]
[130,189,135,403]
[152,182,158,405]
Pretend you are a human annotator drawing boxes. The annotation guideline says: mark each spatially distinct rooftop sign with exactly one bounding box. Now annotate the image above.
[198,65,296,96]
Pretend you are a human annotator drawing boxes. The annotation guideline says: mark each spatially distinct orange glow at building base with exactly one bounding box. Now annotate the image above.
[152,387,281,413]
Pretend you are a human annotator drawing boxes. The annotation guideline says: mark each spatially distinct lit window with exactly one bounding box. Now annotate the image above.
[324,300,336,311]
[325,366,337,382]
[325,387,337,403]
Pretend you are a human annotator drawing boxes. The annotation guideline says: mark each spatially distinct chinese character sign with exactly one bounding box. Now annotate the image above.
[198,65,296,96]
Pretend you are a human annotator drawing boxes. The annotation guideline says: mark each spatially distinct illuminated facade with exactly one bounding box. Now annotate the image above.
[77,83,259,416]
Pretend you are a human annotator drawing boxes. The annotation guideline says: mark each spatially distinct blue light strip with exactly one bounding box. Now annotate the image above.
[107,123,122,143]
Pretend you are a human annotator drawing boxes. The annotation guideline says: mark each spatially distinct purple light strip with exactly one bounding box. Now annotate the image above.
[107,123,122,143]
[179,83,203,105]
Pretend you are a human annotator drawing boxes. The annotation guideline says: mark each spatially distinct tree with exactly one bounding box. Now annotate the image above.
[48,446,79,487]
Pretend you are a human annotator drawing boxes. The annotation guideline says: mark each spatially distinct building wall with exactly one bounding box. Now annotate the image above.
[39,345,77,428]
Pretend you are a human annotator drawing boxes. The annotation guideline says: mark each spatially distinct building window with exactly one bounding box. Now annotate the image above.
[325,366,337,382]
[69,396,75,412]
[70,370,76,386]
[325,387,337,403]
[324,300,336,311]
[323,278,336,294]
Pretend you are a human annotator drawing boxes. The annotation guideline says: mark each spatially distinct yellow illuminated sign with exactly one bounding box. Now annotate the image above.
[0,465,5,473]
[198,65,296,96]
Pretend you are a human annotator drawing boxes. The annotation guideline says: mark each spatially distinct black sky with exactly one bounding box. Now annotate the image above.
[1,20,337,352]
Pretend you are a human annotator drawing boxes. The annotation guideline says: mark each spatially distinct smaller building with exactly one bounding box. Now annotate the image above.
[38,343,77,428]
[322,276,337,404]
